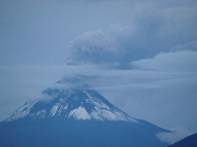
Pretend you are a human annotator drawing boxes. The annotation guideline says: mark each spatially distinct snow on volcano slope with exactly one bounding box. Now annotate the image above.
[7,87,137,122]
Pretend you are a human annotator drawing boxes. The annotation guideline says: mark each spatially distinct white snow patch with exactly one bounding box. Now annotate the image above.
[91,108,125,121]
[69,106,91,120]
[50,103,60,116]
[63,104,68,110]
[85,91,109,109]
[99,109,121,120]
[90,107,138,122]
[7,101,35,121]
[36,110,46,117]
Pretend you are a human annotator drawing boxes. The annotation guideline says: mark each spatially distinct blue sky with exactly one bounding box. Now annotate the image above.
[0,0,197,143]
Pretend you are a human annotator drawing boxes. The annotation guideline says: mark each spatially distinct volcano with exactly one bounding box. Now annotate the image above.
[0,78,169,147]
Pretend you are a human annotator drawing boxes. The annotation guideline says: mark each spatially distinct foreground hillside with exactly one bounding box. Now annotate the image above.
[168,133,197,147]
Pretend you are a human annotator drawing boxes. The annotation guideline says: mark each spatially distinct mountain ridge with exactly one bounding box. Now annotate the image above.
[7,86,137,122]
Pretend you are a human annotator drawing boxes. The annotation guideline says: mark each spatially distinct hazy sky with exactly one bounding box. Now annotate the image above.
[0,0,197,143]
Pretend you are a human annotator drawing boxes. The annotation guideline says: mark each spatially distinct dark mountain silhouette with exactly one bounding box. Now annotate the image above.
[168,133,197,147]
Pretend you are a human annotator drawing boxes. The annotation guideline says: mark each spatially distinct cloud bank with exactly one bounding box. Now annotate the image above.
[132,50,197,72]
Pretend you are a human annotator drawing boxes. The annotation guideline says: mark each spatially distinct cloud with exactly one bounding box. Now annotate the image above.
[157,128,193,144]
[67,0,197,68]
[67,30,120,65]
[131,50,197,72]
[96,69,197,140]
[1,0,197,67]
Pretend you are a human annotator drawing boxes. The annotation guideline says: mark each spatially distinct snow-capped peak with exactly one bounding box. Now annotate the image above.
[7,87,137,122]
